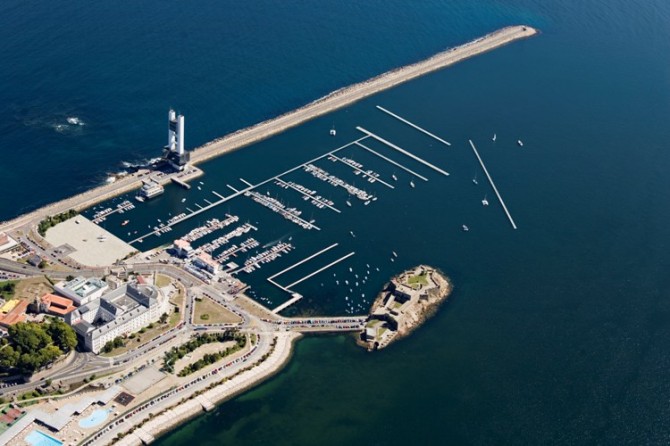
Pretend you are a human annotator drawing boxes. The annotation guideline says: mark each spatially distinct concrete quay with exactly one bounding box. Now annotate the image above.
[0,165,202,236]
[0,26,535,238]
[188,25,537,165]
[89,332,299,446]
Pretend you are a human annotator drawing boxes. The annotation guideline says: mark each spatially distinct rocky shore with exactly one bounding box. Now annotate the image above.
[360,265,452,350]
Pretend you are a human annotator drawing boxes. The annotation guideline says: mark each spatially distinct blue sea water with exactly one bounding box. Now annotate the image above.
[3,0,670,444]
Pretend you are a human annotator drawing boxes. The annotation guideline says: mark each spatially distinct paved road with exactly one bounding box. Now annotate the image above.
[84,332,279,446]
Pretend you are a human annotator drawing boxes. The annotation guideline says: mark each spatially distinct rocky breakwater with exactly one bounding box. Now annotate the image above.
[359,265,451,350]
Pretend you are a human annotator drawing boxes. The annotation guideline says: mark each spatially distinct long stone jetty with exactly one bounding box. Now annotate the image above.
[0,25,537,234]
[189,25,537,164]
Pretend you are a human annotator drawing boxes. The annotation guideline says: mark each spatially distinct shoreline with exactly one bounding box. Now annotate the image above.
[0,25,537,234]
[150,332,301,443]
[362,266,452,350]
[94,332,301,446]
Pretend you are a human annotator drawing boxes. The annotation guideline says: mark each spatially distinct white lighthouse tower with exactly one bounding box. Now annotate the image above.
[164,109,189,170]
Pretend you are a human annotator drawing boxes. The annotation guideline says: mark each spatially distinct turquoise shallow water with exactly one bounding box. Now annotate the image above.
[3,0,670,444]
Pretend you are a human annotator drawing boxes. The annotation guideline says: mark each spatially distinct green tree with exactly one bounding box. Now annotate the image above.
[46,318,78,352]
[9,322,51,352]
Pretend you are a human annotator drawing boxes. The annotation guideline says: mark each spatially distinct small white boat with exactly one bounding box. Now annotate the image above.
[346,200,352,207]
[492,133,497,142]
[462,225,469,232]
[517,139,524,147]
[350,231,355,238]
[364,200,370,206]
[392,174,398,181]
[392,251,398,258]
[482,195,489,206]
[329,125,336,136]
[472,174,478,185]
[181,198,186,203]
[410,180,415,188]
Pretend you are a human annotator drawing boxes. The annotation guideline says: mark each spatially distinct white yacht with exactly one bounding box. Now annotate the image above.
[462,225,469,232]
[392,174,398,181]
[492,133,497,142]
[346,199,352,207]
[472,174,478,185]
[410,180,415,188]
[482,195,489,206]
[329,125,336,136]
[517,139,524,147]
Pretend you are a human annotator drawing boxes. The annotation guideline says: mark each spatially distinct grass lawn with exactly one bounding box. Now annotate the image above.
[194,298,243,325]
[155,274,172,288]
[0,280,18,299]
[407,273,428,289]
[1,276,53,301]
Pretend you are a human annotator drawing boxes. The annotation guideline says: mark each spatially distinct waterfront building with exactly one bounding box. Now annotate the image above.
[136,180,165,201]
[173,239,194,258]
[164,109,190,171]
[65,282,168,353]
[54,277,109,306]
[193,252,219,274]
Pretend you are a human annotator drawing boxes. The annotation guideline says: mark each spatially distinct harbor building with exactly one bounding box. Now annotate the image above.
[136,179,165,202]
[193,252,220,275]
[173,239,195,258]
[54,277,109,306]
[65,282,168,353]
[164,109,190,171]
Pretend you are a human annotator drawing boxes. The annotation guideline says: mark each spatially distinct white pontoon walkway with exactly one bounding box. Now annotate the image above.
[376,105,451,146]
[275,178,341,213]
[355,141,428,181]
[128,137,369,244]
[356,127,450,177]
[469,139,518,229]
[328,153,395,189]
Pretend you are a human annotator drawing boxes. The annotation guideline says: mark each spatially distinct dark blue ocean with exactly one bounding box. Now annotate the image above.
[3,0,670,444]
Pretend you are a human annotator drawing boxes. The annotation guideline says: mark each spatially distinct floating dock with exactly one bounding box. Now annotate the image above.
[468,139,518,229]
[376,105,451,146]
[357,127,450,177]
[171,177,192,189]
[355,142,429,181]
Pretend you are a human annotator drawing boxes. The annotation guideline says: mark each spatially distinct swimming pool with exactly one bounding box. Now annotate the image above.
[25,429,63,446]
[78,408,112,429]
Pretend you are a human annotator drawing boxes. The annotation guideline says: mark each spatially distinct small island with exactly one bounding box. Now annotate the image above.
[360,265,452,350]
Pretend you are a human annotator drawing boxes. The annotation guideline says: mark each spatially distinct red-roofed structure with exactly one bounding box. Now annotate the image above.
[0,300,28,327]
[39,293,76,316]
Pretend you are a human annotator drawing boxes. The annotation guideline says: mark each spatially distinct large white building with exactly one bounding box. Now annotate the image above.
[65,282,168,353]
[54,277,109,306]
